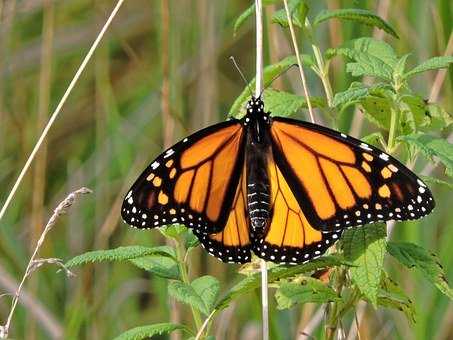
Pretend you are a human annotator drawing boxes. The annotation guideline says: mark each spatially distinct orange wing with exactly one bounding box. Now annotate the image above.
[252,153,341,264]
[270,117,435,231]
[122,120,245,233]
[194,169,252,263]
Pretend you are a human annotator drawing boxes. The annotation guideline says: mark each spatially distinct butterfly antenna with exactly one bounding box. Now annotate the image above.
[259,63,298,97]
[229,56,254,98]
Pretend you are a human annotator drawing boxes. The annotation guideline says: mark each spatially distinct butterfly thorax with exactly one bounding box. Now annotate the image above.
[244,97,272,236]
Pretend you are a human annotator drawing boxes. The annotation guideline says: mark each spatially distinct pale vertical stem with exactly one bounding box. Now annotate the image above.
[282,0,315,123]
[0,0,125,223]
[260,259,269,340]
[255,1,269,340]
[255,0,263,97]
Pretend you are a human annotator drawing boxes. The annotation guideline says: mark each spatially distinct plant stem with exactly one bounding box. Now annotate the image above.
[1,188,91,338]
[0,0,125,224]
[255,0,264,98]
[387,105,399,154]
[175,238,203,332]
[255,2,269,340]
[325,267,349,340]
[305,18,334,108]
[283,0,315,124]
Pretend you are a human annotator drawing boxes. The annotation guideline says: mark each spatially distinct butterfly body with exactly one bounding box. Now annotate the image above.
[244,98,272,236]
[122,95,434,264]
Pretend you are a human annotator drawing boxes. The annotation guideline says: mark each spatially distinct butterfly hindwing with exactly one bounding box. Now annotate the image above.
[121,120,246,233]
[194,169,252,263]
[270,117,435,232]
[252,152,341,264]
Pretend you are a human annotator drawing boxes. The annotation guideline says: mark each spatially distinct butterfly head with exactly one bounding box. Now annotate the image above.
[244,96,269,124]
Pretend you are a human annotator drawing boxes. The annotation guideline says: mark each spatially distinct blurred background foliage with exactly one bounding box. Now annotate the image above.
[0,0,452,339]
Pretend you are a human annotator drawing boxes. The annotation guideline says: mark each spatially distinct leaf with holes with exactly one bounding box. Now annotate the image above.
[398,133,453,177]
[399,95,452,133]
[360,95,393,130]
[387,242,453,299]
[360,132,386,148]
[113,323,193,340]
[313,9,398,38]
[378,272,416,323]
[275,278,340,309]
[341,223,387,306]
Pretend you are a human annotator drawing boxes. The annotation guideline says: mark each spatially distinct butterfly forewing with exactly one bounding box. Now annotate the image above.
[121,120,246,234]
[270,117,435,232]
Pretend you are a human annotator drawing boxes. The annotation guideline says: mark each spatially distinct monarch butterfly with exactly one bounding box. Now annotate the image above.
[122,96,435,264]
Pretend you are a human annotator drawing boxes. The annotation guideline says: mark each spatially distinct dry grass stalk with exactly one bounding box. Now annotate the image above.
[0,187,92,339]
[282,0,316,124]
[0,0,124,223]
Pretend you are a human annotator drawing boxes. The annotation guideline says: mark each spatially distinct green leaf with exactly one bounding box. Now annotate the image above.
[399,95,452,133]
[313,9,398,39]
[168,275,220,316]
[333,82,369,108]
[346,54,394,81]
[264,89,325,117]
[65,246,175,268]
[215,255,348,311]
[275,278,340,309]
[272,0,308,28]
[168,281,208,315]
[423,104,453,131]
[233,4,255,34]
[184,229,200,250]
[229,56,313,118]
[398,133,453,176]
[191,276,220,314]
[404,56,453,78]
[378,273,416,323]
[113,323,193,340]
[341,224,387,306]
[360,95,393,130]
[160,224,187,239]
[130,246,180,280]
[360,132,386,148]
[331,38,398,80]
[387,242,453,299]
[233,0,277,34]
[393,53,411,79]
[420,175,453,190]
[329,38,398,67]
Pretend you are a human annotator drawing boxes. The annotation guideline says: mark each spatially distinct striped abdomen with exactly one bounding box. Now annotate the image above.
[247,183,270,235]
